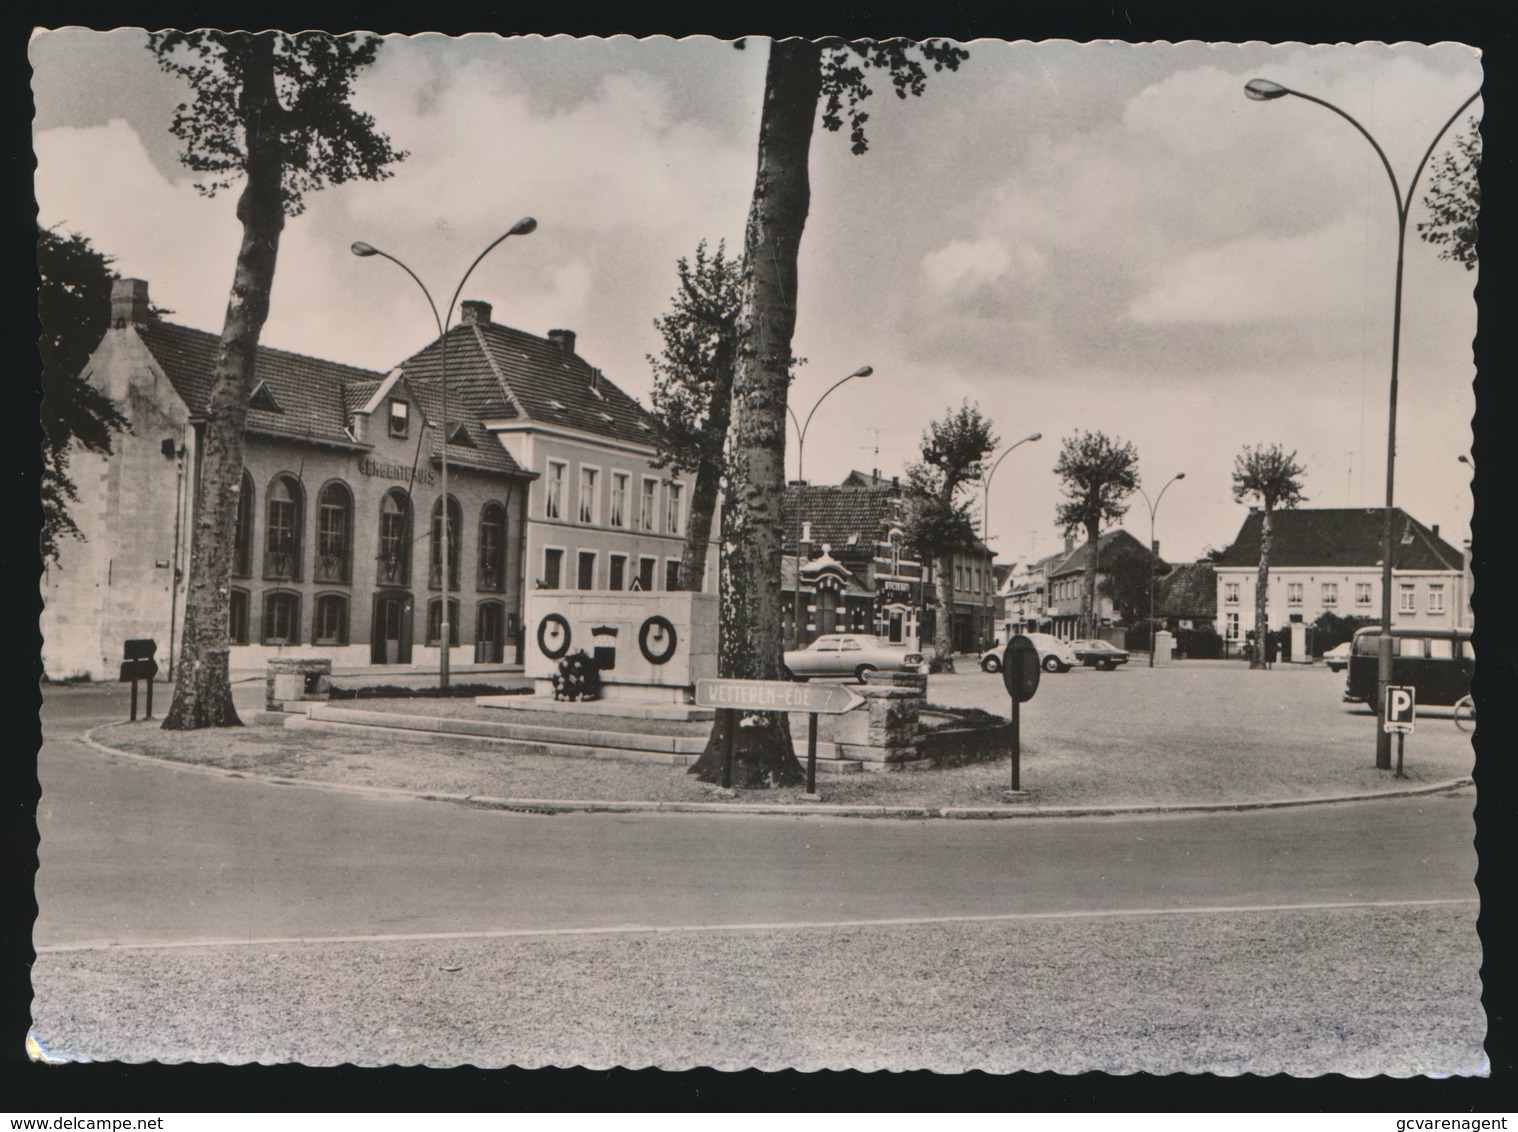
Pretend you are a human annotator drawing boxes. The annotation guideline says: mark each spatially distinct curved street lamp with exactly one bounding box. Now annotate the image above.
[981,431,1042,543]
[785,365,873,646]
[1135,472,1185,668]
[352,216,538,688]
[1245,77,1479,770]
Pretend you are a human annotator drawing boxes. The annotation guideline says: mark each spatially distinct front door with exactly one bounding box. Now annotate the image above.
[371,591,413,664]
[887,608,904,643]
[475,602,504,664]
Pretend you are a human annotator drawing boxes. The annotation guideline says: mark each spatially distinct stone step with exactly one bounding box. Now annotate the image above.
[289,705,863,772]
[279,713,862,767]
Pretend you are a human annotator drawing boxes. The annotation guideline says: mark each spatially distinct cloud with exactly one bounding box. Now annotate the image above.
[922,237,1018,294]
[1125,212,1396,326]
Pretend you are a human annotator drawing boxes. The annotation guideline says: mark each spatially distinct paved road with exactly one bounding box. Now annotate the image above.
[36,685,1477,951]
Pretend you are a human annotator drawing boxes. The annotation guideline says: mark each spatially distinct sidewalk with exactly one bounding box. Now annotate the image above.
[91,673,1474,821]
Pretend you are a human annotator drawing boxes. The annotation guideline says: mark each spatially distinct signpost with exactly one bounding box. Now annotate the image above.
[693,678,866,795]
[1383,683,1415,779]
[1001,635,1042,793]
[119,638,159,721]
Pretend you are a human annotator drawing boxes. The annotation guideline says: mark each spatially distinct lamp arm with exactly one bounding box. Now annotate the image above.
[369,249,444,340]
[800,373,863,441]
[447,229,524,326]
[1285,89,1405,219]
[1401,89,1483,216]
[1154,474,1182,517]
[787,403,804,442]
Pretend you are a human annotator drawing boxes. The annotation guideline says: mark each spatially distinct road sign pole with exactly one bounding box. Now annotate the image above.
[145,675,154,720]
[1010,692,1021,792]
[1396,731,1406,779]
[129,680,139,723]
[806,712,818,795]
[721,708,735,790]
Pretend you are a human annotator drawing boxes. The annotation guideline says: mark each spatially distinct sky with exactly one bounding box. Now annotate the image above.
[31,31,1482,566]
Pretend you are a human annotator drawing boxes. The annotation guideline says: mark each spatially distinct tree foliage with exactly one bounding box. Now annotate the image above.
[902,402,997,564]
[1233,443,1306,670]
[646,240,746,591]
[818,39,973,154]
[1417,121,1480,271]
[153,31,403,730]
[37,225,131,563]
[1098,542,1163,627]
[151,30,404,216]
[1232,443,1306,513]
[902,403,998,670]
[1054,431,1140,637]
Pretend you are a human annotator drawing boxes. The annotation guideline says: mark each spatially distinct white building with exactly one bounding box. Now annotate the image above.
[1213,507,1467,648]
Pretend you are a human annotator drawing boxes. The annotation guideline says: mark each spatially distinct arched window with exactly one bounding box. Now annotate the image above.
[427,597,460,646]
[478,502,507,592]
[264,475,303,580]
[313,593,349,646]
[228,586,250,645]
[232,471,255,578]
[262,590,301,645]
[377,490,411,586]
[315,482,353,583]
[430,495,462,590]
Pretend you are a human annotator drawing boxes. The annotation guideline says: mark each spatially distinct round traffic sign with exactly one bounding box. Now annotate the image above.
[1001,634,1042,703]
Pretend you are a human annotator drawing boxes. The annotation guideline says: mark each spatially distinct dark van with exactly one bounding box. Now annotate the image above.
[1345,626,1473,707]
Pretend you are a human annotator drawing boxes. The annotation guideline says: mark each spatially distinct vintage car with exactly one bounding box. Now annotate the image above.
[782,634,926,682]
[1069,639,1131,670]
[1344,626,1473,707]
[1322,641,1353,673]
[980,633,1079,674]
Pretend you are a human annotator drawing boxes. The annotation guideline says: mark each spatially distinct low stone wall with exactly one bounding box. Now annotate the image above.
[828,670,1011,770]
[266,657,332,712]
[915,719,1015,768]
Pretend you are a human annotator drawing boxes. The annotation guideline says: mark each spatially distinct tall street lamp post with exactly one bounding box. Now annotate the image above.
[1244,77,1479,770]
[1136,472,1185,669]
[352,216,538,689]
[786,365,873,647]
[981,432,1042,543]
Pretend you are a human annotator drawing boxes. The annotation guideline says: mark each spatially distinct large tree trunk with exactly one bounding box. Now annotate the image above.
[162,36,285,730]
[932,553,956,673]
[689,40,820,787]
[1251,505,1273,670]
[675,345,734,593]
[1082,517,1100,638]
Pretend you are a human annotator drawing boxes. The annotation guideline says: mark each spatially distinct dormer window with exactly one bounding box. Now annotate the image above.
[388,399,410,438]
[249,381,283,413]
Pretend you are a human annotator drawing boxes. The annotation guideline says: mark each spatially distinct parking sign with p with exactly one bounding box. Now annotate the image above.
[1384,685,1416,734]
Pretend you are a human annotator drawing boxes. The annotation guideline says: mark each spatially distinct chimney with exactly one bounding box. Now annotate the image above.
[111,278,151,328]
[800,520,813,562]
[1064,534,1074,556]
[590,366,602,394]
[1431,524,1440,540]
[547,328,577,356]
[460,300,492,326]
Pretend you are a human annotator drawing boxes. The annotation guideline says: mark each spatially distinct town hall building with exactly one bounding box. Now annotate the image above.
[40,279,693,681]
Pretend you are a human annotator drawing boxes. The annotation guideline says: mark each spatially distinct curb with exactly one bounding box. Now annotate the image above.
[79,723,1473,821]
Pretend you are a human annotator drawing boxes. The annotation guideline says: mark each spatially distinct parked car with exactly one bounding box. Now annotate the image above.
[1322,641,1352,673]
[1069,639,1131,670]
[783,634,925,682]
[980,633,1078,674]
[1344,626,1473,707]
